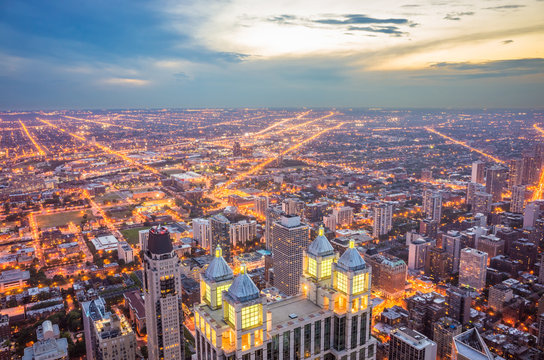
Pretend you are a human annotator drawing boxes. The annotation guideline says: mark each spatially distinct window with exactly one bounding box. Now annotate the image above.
[324,317,331,351]
[352,274,366,294]
[320,258,333,279]
[283,331,291,359]
[195,312,200,329]
[360,296,368,311]
[224,302,235,326]
[241,304,262,330]
[335,271,348,293]
[351,315,358,349]
[255,349,263,360]
[308,257,317,277]
[304,323,311,358]
[211,329,216,347]
[314,320,321,354]
[360,313,367,346]
[204,283,211,304]
[215,284,230,306]
[333,316,346,351]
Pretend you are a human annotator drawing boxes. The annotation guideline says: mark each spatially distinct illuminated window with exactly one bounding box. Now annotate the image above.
[215,284,230,306]
[224,302,234,325]
[205,322,210,339]
[211,329,217,347]
[307,257,317,277]
[241,304,262,330]
[352,274,366,294]
[320,258,333,279]
[204,283,211,304]
[360,295,368,310]
[195,312,200,329]
[335,271,348,293]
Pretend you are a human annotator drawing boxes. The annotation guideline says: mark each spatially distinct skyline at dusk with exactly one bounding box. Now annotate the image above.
[1,0,543,109]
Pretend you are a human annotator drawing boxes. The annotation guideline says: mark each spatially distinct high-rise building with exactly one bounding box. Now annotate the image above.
[139,229,150,251]
[389,326,437,360]
[539,313,544,348]
[265,207,284,250]
[488,283,513,312]
[365,253,407,299]
[445,286,472,325]
[81,297,137,360]
[508,158,523,189]
[432,317,462,360]
[143,227,184,360]
[522,153,541,185]
[373,202,393,238]
[511,185,527,213]
[423,190,442,222]
[425,246,452,281]
[192,218,211,250]
[232,141,242,157]
[485,165,508,202]
[466,182,484,208]
[194,230,377,360]
[471,161,485,184]
[333,206,354,226]
[210,214,232,262]
[476,234,504,262]
[539,254,544,284]
[459,248,487,292]
[408,237,434,271]
[323,214,337,231]
[271,215,310,296]
[281,198,305,216]
[524,200,544,229]
[254,196,269,217]
[452,328,494,360]
[442,231,463,273]
[472,192,492,214]
[229,219,257,247]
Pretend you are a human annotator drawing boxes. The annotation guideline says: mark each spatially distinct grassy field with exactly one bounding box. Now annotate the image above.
[37,210,95,228]
[120,227,150,245]
[95,192,123,204]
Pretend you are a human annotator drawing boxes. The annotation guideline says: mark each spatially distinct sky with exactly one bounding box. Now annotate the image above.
[0,0,543,109]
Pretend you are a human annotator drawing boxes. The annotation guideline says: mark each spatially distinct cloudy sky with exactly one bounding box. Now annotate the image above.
[0,0,543,109]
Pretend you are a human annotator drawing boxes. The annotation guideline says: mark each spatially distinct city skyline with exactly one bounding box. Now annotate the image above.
[1,0,543,109]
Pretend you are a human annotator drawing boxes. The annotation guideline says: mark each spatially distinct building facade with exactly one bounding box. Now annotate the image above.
[459,248,487,292]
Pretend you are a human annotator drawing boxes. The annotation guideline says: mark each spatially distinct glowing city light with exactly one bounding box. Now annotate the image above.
[19,120,46,155]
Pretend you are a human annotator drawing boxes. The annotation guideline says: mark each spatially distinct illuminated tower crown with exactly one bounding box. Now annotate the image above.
[303,225,336,281]
[200,246,234,310]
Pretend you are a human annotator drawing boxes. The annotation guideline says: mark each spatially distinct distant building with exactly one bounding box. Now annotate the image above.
[0,269,30,292]
[210,214,232,262]
[271,215,310,296]
[91,235,119,252]
[81,297,136,360]
[265,207,284,250]
[459,248,487,291]
[508,158,524,189]
[365,253,406,299]
[442,231,463,273]
[333,206,354,226]
[423,189,442,222]
[22,320,68,360]
[373,202,393,238]
[452,328,494,360]
[323,214,337,231]
[486,165,508,202]
[192,218,211,250]
[524,201,544,229]
[408,237,434,271]
[138,229,149,251]
[254,196,269,217]
[117,241,134,263]
[476,234,504,262]
[511,185,527,213]
[471,161,485,184]
[488,283,513,312]
[229,219,257,247]
[472,192,492,214]
[425,246,452,281]
[389,326,437,360]
[281,198,304,216]
[446,286,472,325]
[123,291,145,335]
[466,182,484,207]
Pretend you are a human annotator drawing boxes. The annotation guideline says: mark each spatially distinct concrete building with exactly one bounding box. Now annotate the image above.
[365,253,406,299]
[271,215,310,296]
[425,246,452,281]
[472,192,492,214]
[373,202,393,238]
[22,320,68,360]
[445,287,472,325]
[254,196,269,217]
[486,165,508,202]
[389,326,437,360]
[210,214,232,262]
[229,220,257,247]
[511,185,527,213]
[81,297,136,360]
[432,317,462,360]
[423,189,442,222]
[333,206,354,226]
[194,231,377,360]
[117,241,134,263]
[143,227,184,360]
[323,214,337,232]
[282,198,305,216]
[138,229,149,251]
[452,328,494,360]
[488,283,513,312]
[265,207,284,251]
[459,248,487,292]
[408,238,434,271]
[471,161,485,184]
[192,218,211,250]
[476,234,504,263]
[442,231,463,273]
[466,182,484,208]
[508,158,524,189]
[524,201,543,229]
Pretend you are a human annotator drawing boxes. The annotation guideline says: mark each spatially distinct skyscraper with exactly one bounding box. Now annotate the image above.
[143,227,184,360]
[389,326,437,360]
[425,246,453,281]
[442,231,463,273]
[452,328,494,360]
[81,297,137,360]
[210,214,231,262]
[365,253,407,299]
[333,206,354,226]
[485,165,508,202]
[508,158,523,189]
[373,202,393,238]
[423,189,442,222]
[265,206,284,250]
[271,215,310,296]
[432,317,462,360]
[459,248,487,292]
[471,161,485,184]
[254,196,269,217]
[511,185,527,213]
[466,182,484,208]
[472,192,492,214]
[445,286,472,325]
[408,237,434,271]
[192,218,211,250]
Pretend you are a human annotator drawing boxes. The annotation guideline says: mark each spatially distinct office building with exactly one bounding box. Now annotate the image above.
[508,158,524,189]
[425,246,452,281]
[323,214,337,231]
[143,227,184,360]
[271,215,310,296]
[476,234,504,262]
[472,192,492,214]
[509,185,526,215]
[365,253,406,299]
[265,207,284,250]
[488,283,513,312]
[432,317,462,360]
[471,161,485,184]
[82,297,136,360]
[194,231,377,360]
[192,218,211,250]
[373,202,393,238]
[423,190,442,222]
[452,328,494,360]
[229,219,257,247]
[210,214,232,262]
[408,237,433,271]
[486,165,508,202]
[442,231,463,273]
[445,286,472,325]
[254,196,269,217]
[333,206,354,226]
[466,182,484,207]
[459,248,487,292]
[389,326,437,360]
[138,229,149,252]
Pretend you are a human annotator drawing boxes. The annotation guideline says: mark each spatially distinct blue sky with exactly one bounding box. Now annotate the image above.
[0,0,543,109]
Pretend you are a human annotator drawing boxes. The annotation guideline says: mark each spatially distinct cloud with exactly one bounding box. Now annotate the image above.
[502,39,514,45]
[485,5,526,10]
[347,26,406,36]
[427,58,544,79]
[444,12,475,21]
[101,78,150,86]
[313,14,409,25]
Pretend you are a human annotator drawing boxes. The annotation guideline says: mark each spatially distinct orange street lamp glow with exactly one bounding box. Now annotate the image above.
[19,120,46,155]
